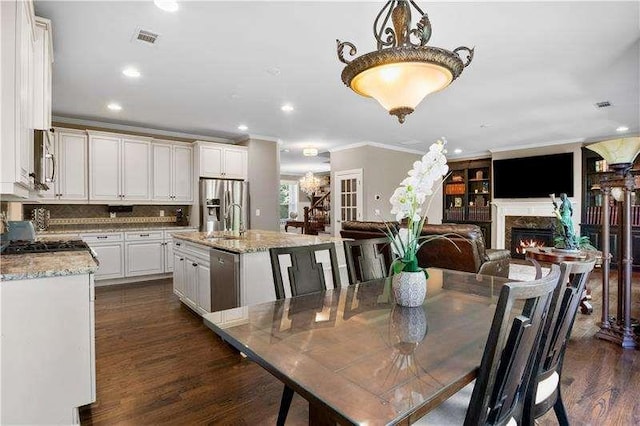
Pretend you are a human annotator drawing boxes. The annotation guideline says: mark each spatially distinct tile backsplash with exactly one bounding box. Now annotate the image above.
[22,204,190,229]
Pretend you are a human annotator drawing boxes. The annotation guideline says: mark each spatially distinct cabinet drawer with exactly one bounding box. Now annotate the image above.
[81,233,123,243]
[125,231,164,241]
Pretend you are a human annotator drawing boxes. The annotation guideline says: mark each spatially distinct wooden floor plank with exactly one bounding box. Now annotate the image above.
[80,271,639,425]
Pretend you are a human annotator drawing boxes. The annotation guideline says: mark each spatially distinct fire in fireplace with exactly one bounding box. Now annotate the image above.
[510,227,554,259]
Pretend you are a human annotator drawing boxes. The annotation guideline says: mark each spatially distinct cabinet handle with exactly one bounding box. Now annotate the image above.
[97,236,108,239]
[139,233,150,237]
[180,258,184,261]
[192,263,198,267]
[176,242,181,246]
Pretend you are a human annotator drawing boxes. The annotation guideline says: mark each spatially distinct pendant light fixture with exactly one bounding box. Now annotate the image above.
[336,1,474,124]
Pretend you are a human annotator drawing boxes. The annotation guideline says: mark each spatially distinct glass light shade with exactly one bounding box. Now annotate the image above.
[350,62,453,111]
[611,187,624,202]
[586,137,640,165]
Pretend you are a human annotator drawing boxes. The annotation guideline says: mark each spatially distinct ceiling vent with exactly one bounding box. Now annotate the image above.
[132,28,160,45]
[595,101,612,108]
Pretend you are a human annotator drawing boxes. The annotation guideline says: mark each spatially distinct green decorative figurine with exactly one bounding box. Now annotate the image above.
[550,193,593,251]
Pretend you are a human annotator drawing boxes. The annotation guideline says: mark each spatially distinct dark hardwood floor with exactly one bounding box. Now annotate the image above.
[81,270,640,425]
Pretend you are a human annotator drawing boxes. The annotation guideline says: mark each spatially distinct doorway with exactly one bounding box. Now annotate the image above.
[333,169,363,236]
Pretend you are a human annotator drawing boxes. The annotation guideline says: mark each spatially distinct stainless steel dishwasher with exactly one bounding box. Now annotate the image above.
[210,248,241,311]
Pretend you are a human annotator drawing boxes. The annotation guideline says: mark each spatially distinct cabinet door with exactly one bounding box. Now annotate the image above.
[165,239,174,273]
[173,145,193,202]
[196,263,211,313]
[59,131,88,200]
[122,139,151,201]
[18,0,34,188]
[89,135,120,200]
[184,259,199,309]
[223,148,247,180]
[152,143,172,202]
[91,243,124,280]
[126,240,164,276]
[173,253,185,296]
[199,145,223,178]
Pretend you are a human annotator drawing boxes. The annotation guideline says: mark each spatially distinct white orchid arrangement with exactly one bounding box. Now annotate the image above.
[385,140,450,275]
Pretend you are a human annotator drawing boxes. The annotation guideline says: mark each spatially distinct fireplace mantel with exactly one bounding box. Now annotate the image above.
[492,199,578,249]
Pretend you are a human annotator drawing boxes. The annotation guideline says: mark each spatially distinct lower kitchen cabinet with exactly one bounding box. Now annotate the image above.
[82,233,125,280]
[173,239,211,315]
[1,273,95,424]
[126,240,164,276]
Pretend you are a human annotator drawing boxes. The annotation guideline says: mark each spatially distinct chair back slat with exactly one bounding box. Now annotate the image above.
[343,237,391,284]
[465,265,561,426]
[269,243,341,300]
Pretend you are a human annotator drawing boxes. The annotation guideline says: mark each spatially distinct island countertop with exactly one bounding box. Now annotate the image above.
[1,251,99,281]
[172,229,348,254]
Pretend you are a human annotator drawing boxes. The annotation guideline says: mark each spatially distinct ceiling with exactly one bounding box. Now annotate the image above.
[35,1,640,175]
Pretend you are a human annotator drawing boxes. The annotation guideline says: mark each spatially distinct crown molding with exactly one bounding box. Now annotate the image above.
[489,138,585,154]
[52,116,233,143]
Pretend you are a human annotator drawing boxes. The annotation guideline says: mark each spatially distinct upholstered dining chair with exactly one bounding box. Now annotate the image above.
[268,243,341,426]
[343,237,392,284]
[523,257,596,426]
[416,265,561,426]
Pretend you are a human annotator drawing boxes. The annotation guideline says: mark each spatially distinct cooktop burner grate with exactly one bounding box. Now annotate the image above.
[3,240,91,255]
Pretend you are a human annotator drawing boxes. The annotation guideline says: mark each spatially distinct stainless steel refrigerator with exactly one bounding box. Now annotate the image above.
[199,178,249,232]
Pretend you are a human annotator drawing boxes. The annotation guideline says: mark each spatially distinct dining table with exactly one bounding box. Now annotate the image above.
[203,268,513,425]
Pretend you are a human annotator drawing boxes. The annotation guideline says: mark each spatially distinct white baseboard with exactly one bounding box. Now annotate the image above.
[95,273,172,287]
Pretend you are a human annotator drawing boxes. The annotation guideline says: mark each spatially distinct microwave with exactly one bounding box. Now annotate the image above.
[32,128,55,191]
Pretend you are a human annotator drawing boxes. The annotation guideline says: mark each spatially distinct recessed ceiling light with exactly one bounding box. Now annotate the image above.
[453,148,462,154]
[303,148,318,157]
[616,126,629,132]
[281,103,294,113]
[107,103,122,111]
[480,124,491,128]
[266,67,281,76]
[154,0,179,12]
[237,124,248,131]
[122,67,141,78]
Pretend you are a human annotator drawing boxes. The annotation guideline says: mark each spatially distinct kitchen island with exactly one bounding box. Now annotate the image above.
[1,248,98,424]
[171,230,348,316]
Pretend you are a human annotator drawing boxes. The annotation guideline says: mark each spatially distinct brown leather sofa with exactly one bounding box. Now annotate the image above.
[340,221,511,278]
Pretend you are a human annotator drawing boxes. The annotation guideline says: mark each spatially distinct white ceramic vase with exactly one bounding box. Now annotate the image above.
[392,271,427,307]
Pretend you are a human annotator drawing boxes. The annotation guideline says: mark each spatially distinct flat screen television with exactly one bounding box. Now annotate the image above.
[493,153,574,198]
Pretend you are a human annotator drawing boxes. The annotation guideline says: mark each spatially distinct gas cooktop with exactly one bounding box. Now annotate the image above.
[2,240,91,255]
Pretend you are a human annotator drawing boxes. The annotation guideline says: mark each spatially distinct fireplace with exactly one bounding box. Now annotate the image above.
[510,227,554,259]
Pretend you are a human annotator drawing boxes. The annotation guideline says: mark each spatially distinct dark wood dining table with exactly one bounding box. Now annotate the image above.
[203,268,512,425]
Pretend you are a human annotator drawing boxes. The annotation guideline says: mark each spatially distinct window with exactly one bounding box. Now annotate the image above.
[279,181,299,223]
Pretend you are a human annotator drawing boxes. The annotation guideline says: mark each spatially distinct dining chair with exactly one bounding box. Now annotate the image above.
[268,242,341,426]
[522,257,596,426]
[343,237,392,284]
[416,265,561,426]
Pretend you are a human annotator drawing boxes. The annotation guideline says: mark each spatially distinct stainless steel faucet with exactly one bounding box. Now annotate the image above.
[224,203,245,235]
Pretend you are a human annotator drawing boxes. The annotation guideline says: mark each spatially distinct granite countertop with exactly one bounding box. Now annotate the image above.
[172,230,347,254]
[38,225,197,235]
[1,251,99,281]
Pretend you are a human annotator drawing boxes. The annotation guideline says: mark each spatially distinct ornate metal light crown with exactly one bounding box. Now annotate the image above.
[337,0,474,123]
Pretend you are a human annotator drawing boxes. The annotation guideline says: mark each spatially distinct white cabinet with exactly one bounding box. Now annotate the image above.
[223,147,248,179]
[173,239,211,315]
[197,142,248,180]
[1,273,95,424]
[41,128,88,201]
[32,17,53,130]
[82,233,125,280]
[124,231,165,276]
[1,0,36,197]
[152,142,193,203]
[88,132,151,202]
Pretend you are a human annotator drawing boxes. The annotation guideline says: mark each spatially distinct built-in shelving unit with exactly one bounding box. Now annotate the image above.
[581,147,640,269]
[442,159,492,247]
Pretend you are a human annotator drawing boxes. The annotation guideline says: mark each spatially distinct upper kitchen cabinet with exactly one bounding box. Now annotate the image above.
[32,17,53,130]
[152,141,193,203]
[88,132,151,203]
[197,142,248,180]
[40,128,88,201]
[1,0,36,198]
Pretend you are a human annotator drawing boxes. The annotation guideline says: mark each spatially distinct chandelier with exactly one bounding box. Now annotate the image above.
[299,172,323,196]
[336,1,474,123]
